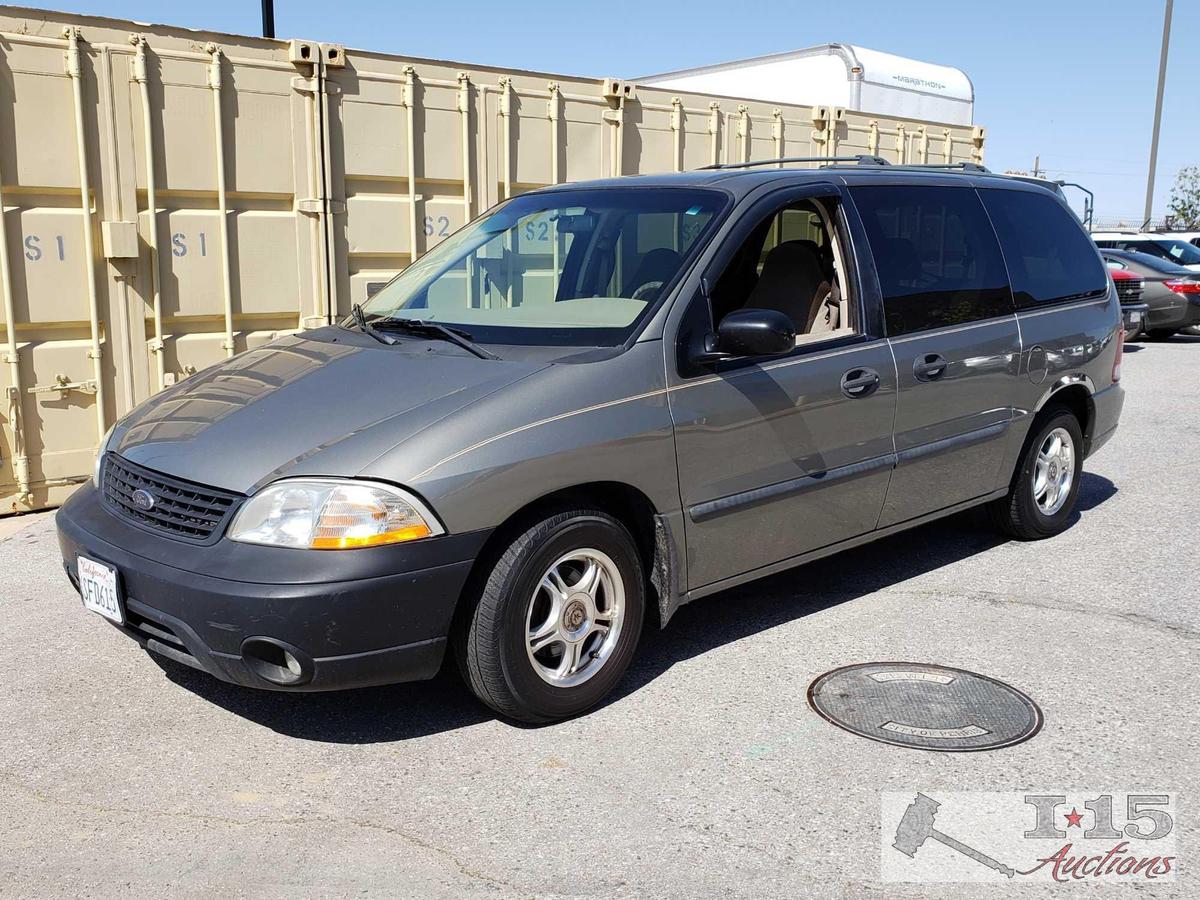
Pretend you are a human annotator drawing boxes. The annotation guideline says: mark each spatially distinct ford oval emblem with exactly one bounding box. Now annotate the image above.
[131,489,156,511]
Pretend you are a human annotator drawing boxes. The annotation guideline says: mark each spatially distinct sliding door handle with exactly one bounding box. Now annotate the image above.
[914,353,948,381]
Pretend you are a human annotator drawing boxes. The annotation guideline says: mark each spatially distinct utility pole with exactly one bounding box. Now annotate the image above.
[1032,155,1041,178]
[261,0,275,39]
[1144,0,1173,226]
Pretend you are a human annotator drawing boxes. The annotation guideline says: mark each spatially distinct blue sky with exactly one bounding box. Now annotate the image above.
[18,0,1197,222]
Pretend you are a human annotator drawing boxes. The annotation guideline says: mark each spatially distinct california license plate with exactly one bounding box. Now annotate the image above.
[78,556,124,625]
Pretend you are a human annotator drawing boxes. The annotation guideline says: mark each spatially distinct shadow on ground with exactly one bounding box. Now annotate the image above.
[160,473,1117,743]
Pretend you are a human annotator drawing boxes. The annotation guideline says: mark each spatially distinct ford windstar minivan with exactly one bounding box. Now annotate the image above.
[58,159,1124,722]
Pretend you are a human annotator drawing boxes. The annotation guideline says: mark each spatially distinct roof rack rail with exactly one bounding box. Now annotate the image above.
[882,162,992,174]
[699,155,891,170]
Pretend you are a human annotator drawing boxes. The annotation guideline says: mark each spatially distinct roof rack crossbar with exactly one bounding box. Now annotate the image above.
[698,155,891,171]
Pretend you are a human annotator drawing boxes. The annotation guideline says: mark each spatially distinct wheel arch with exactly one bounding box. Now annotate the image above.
[1034,376,1096,454]
[450,482,682,638]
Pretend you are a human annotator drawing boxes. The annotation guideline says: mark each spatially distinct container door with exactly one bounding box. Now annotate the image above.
[0,24,325,515]
[0,30,125,514]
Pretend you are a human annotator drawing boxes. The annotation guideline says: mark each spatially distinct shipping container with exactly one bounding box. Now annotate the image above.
[0,5,987,515]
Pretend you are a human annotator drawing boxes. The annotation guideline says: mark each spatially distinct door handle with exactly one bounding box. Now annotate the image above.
[841,367,881,398]
[913,353,948,381]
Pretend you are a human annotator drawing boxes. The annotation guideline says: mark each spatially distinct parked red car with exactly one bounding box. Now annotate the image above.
[1109,268,1148,340]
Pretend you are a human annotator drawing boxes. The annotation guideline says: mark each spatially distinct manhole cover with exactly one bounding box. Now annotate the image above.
[807,662,1042,752]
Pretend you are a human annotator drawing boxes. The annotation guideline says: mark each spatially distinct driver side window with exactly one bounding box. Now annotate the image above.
[708,197,857,345]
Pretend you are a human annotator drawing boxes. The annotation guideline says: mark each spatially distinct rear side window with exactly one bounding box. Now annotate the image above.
[980,189,1107,306]
[852,185,1011,337]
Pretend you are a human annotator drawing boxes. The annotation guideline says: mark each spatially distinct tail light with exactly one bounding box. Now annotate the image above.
[1164,279,1200,295]
[1112,324,1124,383]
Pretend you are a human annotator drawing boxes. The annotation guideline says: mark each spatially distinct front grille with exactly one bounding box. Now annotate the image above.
[102,454,242,543]
[1115,278,1144,304]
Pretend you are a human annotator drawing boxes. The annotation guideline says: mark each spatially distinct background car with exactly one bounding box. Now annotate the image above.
[1093,232,1200,272]
[1101,249,1200,339]
[1159,230,1200,249]
[1108,268,1149,340]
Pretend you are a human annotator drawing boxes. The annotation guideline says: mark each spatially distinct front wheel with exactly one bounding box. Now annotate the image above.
[455,508,645,723]
[987,406,1084,541]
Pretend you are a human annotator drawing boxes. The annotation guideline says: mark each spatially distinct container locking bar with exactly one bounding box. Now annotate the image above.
[27,374,99,398]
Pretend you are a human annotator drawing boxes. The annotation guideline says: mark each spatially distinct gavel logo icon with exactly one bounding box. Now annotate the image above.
[893,793,1016,878]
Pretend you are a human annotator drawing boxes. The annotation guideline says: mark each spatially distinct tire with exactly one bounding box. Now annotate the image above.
[455,508,645,723]
[987,405,1084,541]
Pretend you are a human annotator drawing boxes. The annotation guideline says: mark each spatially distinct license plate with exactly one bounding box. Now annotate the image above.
[78,555,124,625]
[1129,311,1142,324]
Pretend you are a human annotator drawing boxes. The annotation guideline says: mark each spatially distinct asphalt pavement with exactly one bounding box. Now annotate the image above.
[2,335,1197,898]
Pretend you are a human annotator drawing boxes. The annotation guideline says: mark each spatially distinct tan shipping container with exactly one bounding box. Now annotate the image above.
[0,5,986,515]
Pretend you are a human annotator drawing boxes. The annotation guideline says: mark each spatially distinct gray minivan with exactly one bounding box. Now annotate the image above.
[57,159,1124,722]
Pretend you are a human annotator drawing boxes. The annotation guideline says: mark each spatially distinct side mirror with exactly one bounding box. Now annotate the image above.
[694,308,797,363]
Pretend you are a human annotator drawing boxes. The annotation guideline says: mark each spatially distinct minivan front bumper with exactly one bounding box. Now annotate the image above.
[56,484,485,692]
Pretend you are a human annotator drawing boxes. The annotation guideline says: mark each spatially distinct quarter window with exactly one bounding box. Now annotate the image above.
[980,189,1107,306]
[852,185,1012,337]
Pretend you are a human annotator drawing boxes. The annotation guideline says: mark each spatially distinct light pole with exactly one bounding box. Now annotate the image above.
[1143,0,1173,227]
[262,0,275,39]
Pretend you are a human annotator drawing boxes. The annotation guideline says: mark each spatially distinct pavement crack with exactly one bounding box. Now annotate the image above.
[897,587,1200,642]
[9,779,516,893]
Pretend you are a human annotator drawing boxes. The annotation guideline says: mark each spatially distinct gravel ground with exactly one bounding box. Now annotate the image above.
[1,336,1197,898]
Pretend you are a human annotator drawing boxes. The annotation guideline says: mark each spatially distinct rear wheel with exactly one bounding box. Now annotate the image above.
[455,508,645,723]
[987,406,1084,541]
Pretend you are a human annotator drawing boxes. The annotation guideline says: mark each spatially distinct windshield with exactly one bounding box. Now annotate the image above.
[359,188,726,346]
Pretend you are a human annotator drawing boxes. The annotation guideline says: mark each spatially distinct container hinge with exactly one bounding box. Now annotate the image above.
[163,365,197,387]
[27,374,98,398]
[298,199,345,215]
[290,75,340,95]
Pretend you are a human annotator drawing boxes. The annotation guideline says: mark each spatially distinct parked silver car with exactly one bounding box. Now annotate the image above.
[1100,248,1200,339]
[57,161,1124,722]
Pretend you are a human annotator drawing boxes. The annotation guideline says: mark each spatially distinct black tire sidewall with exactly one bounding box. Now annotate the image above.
[1017,410,1084,536]
[496,515,645,721]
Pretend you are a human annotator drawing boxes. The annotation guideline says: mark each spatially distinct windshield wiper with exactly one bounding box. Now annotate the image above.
[351,303,399,345]
[370,317,501,360]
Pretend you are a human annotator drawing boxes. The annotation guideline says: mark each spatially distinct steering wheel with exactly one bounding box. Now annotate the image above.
[630,280,664,302]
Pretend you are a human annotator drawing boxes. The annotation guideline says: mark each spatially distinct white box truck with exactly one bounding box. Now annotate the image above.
[639,43,975,126]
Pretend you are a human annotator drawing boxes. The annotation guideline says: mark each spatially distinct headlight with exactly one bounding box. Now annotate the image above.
[93,424,116,489]
[227,479,444,550]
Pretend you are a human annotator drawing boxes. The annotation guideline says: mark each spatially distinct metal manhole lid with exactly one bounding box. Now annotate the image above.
[807,662,1042,752]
